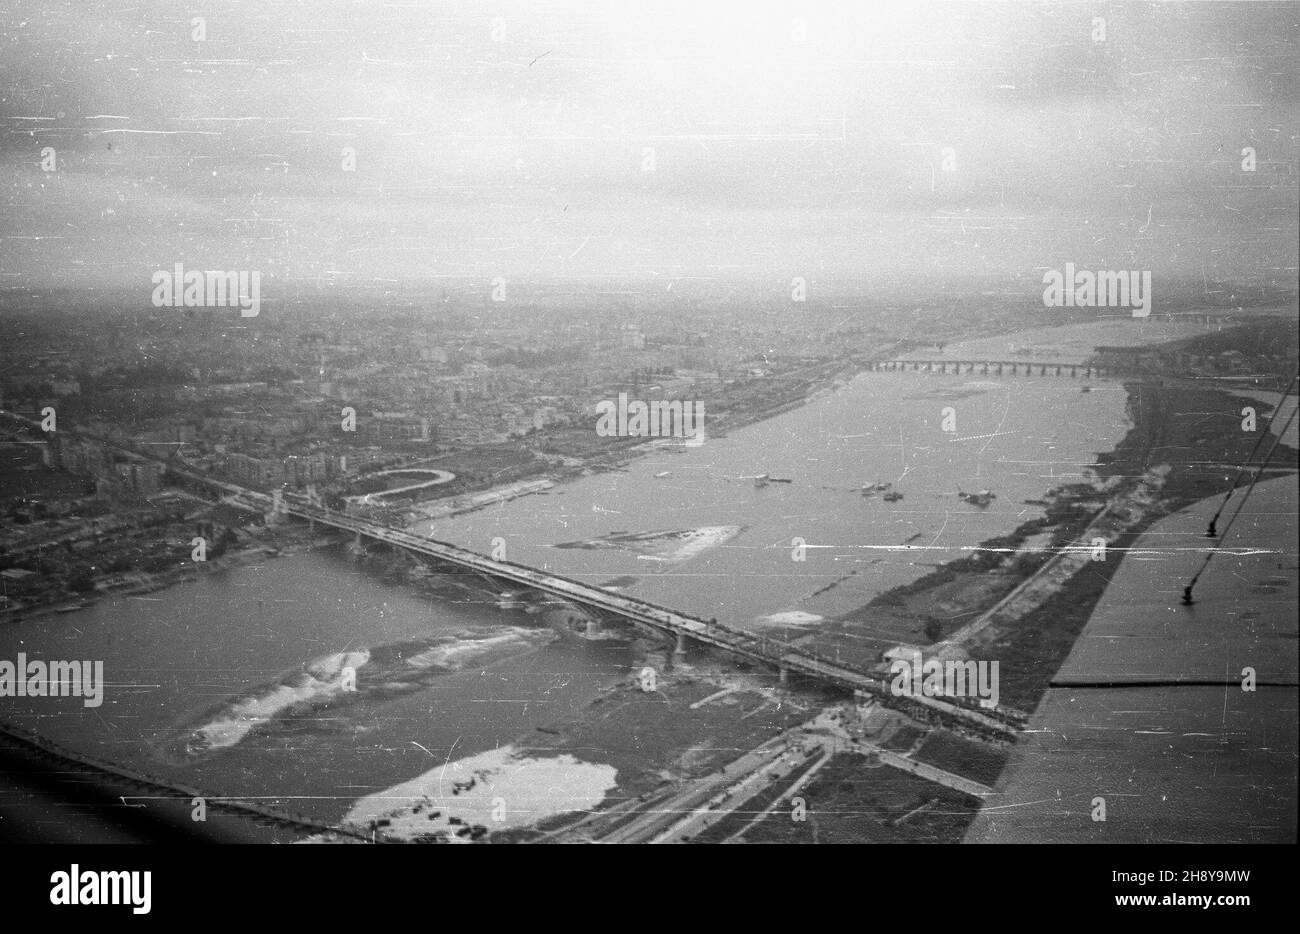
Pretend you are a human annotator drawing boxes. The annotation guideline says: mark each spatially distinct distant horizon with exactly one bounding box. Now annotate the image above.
[0,270,1295,315]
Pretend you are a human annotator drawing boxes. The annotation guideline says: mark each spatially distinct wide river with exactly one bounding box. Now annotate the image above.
[2,332,1148,827]
[415,368,1132,627]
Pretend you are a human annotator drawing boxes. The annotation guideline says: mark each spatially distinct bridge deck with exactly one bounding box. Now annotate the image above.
[286,504,1018,736]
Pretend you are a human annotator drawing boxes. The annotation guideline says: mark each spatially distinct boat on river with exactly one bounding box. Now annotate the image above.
[958,489,996,507]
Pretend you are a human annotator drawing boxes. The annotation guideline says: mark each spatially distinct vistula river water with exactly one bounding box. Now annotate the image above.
[0,544,635,826]
[0,362,1132,830]
[416,369,1133,629]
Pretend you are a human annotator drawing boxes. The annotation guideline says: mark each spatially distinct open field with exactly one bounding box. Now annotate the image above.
[738,753,982,844]
[911,731,1009,789]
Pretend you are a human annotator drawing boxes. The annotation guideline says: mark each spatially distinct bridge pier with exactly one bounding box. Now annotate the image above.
[586,617,602,639]
[674,630,688,658]
[779,666,789,686]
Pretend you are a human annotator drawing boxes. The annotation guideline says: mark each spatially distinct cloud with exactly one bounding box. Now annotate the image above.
[1,0,1295,288]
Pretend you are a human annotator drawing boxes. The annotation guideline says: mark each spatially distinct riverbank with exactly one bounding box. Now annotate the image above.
[156,626,559,766]
[722,373,1297,843]
[340,640,841,843]
[0,520,342,627]
[0,721,305,843]
[395,358,867,525]
[777,377,1298,711]
[966,376,1297,711]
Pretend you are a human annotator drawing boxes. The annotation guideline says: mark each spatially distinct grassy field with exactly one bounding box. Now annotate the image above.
[911,731,1009,788]
[879,723,925,754]
[738,753,982,844]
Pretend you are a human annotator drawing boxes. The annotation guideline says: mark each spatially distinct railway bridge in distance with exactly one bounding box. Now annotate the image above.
[870,359,1126,378]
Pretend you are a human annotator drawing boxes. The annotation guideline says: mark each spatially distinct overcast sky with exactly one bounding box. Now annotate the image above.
[1,0,1296,295]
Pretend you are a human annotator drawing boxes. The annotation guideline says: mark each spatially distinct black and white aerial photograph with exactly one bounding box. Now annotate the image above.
[0,0,1295,902]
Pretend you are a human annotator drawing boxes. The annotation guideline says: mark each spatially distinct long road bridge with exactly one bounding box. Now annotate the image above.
[870,359,1127,378]
[250,493,1018,738]
[2,409,1021,739]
